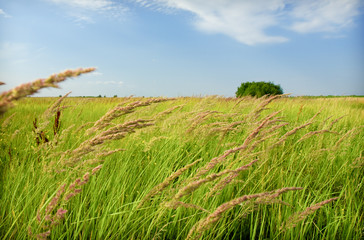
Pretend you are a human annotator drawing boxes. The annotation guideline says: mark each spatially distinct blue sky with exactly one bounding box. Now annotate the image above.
[0,0,363,97]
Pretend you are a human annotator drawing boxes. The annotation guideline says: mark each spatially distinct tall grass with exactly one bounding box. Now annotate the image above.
[0,78,363,239]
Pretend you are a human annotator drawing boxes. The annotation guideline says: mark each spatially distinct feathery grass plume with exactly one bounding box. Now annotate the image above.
[0,68,95,115]
[332,125,364,151]
[207,159,259,196]
[154,104,184,119]
[327,115,347,130]
[251,94,287,119]
[138,158,202,208]
[95,148,125,158]
[32,166,103,239]
[281,197,339,230]
[270,110,322,148]
[43,92,71,121]
[239,117,286,151]
[143,136,169,152]
[165,159,261,208]
[193,111,281,179]
[86,98,171,134]
[321,115,333,127]
[297,129,338,142]
[1,112,16,128]
[187,187,303,240]
[209,120,245,139]
[231,96,248,109]
[186,110,220,133]
[247,131,281,152]
[62,119,154,166]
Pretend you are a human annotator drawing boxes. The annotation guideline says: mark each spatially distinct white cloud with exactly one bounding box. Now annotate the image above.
[48,0,115,11]
[0,8,11,18]
[46,0,128,23]
[289,0,361,33]
[135,0,362,45]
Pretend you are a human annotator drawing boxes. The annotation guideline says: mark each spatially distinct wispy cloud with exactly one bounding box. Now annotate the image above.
[46,0,128,23]
[135,0,363,45]
[0,8,11,18]
[48,0,115,11]
[289,0,361,33]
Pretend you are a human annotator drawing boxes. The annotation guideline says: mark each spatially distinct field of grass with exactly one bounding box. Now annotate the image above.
[0,95,363,239]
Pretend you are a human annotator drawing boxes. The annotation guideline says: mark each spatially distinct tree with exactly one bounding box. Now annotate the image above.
[236,81,283,98]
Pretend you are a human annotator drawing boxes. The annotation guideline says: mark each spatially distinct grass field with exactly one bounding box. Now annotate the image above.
[0,95,363,239]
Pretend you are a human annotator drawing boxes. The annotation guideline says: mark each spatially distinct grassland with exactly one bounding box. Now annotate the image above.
[0,95,363,239]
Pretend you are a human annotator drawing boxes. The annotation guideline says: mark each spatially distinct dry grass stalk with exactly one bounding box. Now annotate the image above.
[193,111,280,179]
[1,112,16,128]
[216,121,245,138]
[248,132,281,152]
[0,68,95,115]
[86,98,170,134]
[270,111,321,148]
[332,125,363,150]
[321,115,333,127]
[208,159,259,196]
[138,158,202,208]
[281,197,339,230]
[155,104,184,118]
[186,111,220,133]
[252,94,287,119]
[143,136,169,152]
[164,201,209,213]
[297,129,338,142]
[187,187,303,240]
[63,119,153,166]
[32,166,103,239]
[231,96,248,109]
[166,159,260,207]
[43,92,71,121]
[262,122,289,135]
[95,148,125,158]
[327,115,346,130]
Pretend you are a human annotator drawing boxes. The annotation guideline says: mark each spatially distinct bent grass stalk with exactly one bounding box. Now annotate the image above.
[187,187,303,240]
[281,197,339,230]
[0,68,95,114]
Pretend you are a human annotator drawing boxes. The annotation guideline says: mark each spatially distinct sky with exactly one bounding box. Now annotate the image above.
[0,0,363,97]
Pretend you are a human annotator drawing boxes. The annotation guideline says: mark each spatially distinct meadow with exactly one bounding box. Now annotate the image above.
[0,94,363,239]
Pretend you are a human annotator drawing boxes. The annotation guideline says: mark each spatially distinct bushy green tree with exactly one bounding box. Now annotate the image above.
[236,81,283,98]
